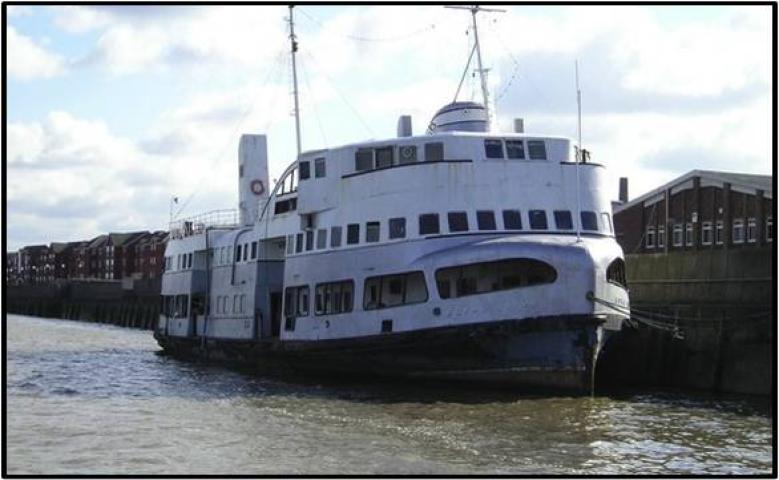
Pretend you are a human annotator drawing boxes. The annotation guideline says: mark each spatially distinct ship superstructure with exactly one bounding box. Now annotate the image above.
[155,6,629,392]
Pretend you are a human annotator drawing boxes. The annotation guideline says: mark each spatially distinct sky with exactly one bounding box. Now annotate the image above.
[5,4,774,251]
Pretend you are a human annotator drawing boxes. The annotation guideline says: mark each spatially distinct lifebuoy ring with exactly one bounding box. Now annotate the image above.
[250,180,265,196]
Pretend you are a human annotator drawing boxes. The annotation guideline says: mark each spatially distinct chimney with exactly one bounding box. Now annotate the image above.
[619,177,629,203]
[397,115,413,137]
[513,118,524,133]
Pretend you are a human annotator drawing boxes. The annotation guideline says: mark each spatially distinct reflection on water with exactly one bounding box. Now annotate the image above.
[6,315,773,475]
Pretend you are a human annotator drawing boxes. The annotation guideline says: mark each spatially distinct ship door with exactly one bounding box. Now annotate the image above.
[270,292,282,338]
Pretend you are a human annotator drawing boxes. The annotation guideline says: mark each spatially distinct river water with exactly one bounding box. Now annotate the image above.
[6,314,773,475]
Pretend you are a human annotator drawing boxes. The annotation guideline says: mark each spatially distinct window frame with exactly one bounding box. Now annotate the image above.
[366,221,380,243]
[732,218,745,244]
[502,209,522,230]
[419,213,440,235]
[314,157,326,178]
[528,210,548,230]
[476,210,497,231]
[363,271,429,311]
[447,211,469,233]
[702,222,713,246]
[553,210,573,231]
[389,217,407,239]
[298,160,311,180]
[484,139,504,159]
[346,224,360,245]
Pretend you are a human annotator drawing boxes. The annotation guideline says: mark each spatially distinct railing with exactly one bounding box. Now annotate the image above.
[169,209,238,239]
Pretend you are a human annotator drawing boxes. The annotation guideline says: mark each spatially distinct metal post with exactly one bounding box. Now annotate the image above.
[289,6,302,157]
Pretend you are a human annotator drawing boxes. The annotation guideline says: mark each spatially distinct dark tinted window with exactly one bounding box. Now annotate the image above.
[506,140,525,159]
[355,149,373,171]
[284,285,310,318]
[398,145,417,164]
[484,139,504,159]
[314,157,326,178]
[364,271,428,310]
[554,210,573,230]
[366,222,380,243]
[235,245,242,262]
[299,161,311,180]
[305,231,314,251]
[448,212,469,232]
[347,224,360,245]
[425,142,444,162]
[315,280,354,315]
[503,210,522,230]
[375,147,393,168]
[251,242,258,259]
[419,214,440,235]
[529,210,548,230]
[581,211,598,231]
[389,218,406,239]
[607,258,627,288]
[330,226,342,248]
[295,233,303,253]
[477,211,496,230]
[527,141,547,160]
[436,258,557,299]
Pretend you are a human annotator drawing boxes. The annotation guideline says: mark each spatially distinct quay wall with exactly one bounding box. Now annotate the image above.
[598,247,774,396]
[6,279,161,330]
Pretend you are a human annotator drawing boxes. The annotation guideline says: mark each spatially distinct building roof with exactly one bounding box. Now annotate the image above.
[615,169,773,213]
[49,242,73,254]
[88,235,108,248]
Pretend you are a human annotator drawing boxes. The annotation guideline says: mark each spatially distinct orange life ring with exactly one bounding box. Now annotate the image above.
[250,180,265,196]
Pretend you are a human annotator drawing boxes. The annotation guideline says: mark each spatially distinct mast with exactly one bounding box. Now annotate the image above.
[446,5,504,130]
[288,5,302,156]
[575,60,582,243]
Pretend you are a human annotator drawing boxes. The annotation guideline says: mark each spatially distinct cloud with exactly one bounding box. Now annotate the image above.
[7,26,66,79]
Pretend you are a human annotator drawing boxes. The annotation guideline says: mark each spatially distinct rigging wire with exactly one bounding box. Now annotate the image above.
[297,7,436,43]
[172,46,287,221]
[301,49,375,138]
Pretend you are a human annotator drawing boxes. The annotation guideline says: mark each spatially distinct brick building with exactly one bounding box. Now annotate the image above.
[18,245,50,284]
[5,251,21,285]
[614,170,773,254]
[135,231,168,280]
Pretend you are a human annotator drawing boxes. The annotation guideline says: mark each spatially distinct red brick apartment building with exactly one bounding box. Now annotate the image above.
[613,170,773,254]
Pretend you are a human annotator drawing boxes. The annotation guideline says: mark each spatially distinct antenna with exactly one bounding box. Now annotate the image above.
[575,60,582,243]
[288,6,302,157]
[445,5,505,131]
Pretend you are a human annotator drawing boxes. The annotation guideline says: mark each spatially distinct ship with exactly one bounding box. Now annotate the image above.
[154,5,630,392]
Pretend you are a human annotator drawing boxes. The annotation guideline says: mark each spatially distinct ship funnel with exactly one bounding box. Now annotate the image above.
[397,115,413,137]
[427,101,488,134]
[238,134,269,226]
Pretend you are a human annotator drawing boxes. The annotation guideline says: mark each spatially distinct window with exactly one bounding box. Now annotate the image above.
[484,139,504,159]
[375,147,394,169]
[419,214,440,235]
[657,226,665,248]
[296,233,304,253]
[767,216,773,242]
[732,219,745,244]
[398,145,417,164]
[424,142,444,162]
[299,161,311,180]
[606,258,627,288]
[506,140,525,159]
[316,229,327,249]
[554,210,573,230]
[503,210,522,230]
[747,218,757,243]
[448,212,469,232]
[305,231,314,251]
[314,157,326,178]
[601,213,613,234]
[527,141,547,160]
[315,280,354,315]
[435,258,557,300]
[389,218,406,239]
[702,222,713,245]
[355,149,373,171]
[477,211,496,231]
[715,221,724,245]
[235,245,242,262]
[364,271,428,310]
[685,223,694,247]
[251,242,258,259]
[286,235,294,255]
[331,226,342,248]
[347,224,360,245]
[233,295,239,313]
[646,226,656,248]
[366,222,380,242]
[529,210,548,230]
[673,224,683,247]
[284,285,310,318]
[581,211,598,231]
[242,244,248,261]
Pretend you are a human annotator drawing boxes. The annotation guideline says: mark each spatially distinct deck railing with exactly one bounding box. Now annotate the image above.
[169,209,238,239]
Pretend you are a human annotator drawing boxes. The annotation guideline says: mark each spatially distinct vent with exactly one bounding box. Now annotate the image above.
[381,319,393,333]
